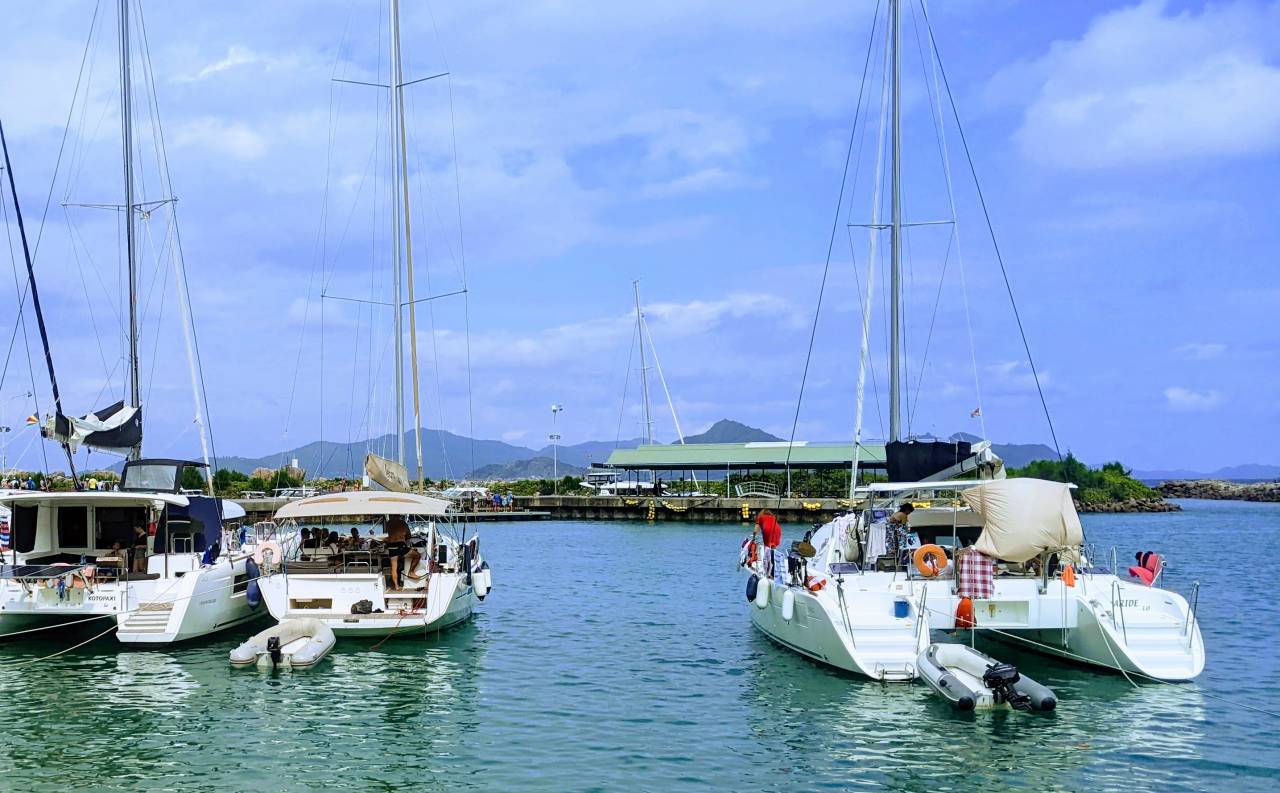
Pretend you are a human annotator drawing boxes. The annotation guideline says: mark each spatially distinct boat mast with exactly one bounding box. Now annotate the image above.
[119,0,142,460]
[633,280,654,445]
[888,0,903,443]
[388,0,406,468]
[390,0,425,492]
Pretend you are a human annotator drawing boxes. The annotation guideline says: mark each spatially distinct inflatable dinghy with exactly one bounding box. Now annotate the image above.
[918,644,1056,712]
[230,618,336,670]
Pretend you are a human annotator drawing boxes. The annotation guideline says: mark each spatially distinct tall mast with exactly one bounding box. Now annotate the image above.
[388,0,406,467]
[119,0,141,460]
[391,0,425,491]
[633,281,654,445]
[888,0,903,443]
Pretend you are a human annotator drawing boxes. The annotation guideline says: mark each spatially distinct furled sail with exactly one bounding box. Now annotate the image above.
[963,478,1083,563]
[42,400,142,456]
[364,452,410,493]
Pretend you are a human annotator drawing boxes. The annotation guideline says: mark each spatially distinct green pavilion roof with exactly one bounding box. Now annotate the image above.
[601,442,887,471]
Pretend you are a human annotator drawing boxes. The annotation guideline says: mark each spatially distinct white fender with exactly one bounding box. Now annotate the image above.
[754,576,770,609]
[781,588,796,621]
[474,567,491,598]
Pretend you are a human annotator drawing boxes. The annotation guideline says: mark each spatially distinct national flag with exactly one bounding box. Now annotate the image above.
[970,407,982,418]
[24,415,37,426]
[0,520,9,549]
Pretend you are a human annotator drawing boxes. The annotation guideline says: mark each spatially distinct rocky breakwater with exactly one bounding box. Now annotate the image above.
[1077,497,1180,513]
[1158,480,1280,503]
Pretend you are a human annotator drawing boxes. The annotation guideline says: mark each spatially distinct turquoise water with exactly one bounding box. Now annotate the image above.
[0,498,1275,791]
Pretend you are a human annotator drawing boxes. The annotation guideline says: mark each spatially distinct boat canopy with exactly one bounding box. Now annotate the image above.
[274,490,451,520]
[0,490,188,509]
[962,479,1083,563]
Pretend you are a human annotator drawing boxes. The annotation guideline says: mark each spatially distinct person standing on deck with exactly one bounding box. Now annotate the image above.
[754,509,782,549]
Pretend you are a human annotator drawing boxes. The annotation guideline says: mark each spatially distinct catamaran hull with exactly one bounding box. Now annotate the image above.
[116,557,267,645]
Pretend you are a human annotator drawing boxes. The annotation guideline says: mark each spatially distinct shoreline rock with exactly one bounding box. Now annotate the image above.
[1157,479,1280,503]
[1076,497,1180,514]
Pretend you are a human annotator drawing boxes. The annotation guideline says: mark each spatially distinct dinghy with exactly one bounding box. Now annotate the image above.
[917,644,1056,712]
[229,618,336,670]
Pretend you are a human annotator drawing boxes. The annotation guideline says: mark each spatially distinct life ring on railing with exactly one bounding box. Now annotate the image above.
[913,544,948,577]
[253,540,282,568]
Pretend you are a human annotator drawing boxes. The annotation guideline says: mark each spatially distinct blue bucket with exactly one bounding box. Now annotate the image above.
[893,597,910,619]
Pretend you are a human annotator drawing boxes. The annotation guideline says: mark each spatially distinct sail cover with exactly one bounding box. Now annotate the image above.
[963,478,1083,563]
[365,452,410,493]
[42,401,141,456]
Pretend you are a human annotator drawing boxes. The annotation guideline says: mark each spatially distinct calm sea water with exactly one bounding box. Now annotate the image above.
[0,498,1275,791]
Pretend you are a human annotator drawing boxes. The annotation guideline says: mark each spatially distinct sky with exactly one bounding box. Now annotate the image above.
[0,0,1277,474]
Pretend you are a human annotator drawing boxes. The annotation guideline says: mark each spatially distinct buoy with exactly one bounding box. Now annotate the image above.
[754,576,770,609]
[913,544,949,577]
[956,596,975,628]
[746,574,759,603]
[245,558,262,608]
[781,588,796,621]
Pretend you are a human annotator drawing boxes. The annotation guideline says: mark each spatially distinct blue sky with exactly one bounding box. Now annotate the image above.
[0,0,1277,473]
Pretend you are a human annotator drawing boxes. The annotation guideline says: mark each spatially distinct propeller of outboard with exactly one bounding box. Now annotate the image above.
[267,636,282,668]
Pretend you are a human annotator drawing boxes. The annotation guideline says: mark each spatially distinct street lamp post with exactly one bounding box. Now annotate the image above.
[0,426,10,475]
[550,404,564,494]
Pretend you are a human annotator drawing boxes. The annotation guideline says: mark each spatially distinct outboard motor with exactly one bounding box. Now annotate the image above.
[266,635,282,669]
[983,662,1032,711]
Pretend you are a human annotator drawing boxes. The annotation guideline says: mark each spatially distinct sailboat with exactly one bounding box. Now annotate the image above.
[255,0,489,638]
[0,1,270,644]
[741,0,1204,682]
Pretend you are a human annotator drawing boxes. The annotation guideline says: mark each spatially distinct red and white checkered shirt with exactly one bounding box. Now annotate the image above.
[956,548,995,600]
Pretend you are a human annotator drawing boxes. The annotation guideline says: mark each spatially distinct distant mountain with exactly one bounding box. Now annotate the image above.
[536,438,643,469]
[1133,463,1280,482]
[216,428,536,480]
[684,419,783,444]
[471,456,586,480]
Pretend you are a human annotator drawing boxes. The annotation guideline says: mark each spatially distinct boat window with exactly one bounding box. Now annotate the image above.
[122,463,179,492]
[96,507,145,549]
[12,505,37,553]
[56,507,89,549]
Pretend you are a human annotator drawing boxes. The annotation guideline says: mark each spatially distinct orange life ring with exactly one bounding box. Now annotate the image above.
[913,544,948,577]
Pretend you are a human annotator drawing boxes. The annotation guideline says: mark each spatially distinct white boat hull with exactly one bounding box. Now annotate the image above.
[258,570,477,638]
[116,556,267,645]
[746,568,1204,682]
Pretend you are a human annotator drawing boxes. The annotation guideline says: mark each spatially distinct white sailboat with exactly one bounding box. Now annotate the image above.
[255,0,488,639]
[0,2,270,645]
[742,0,1204,682]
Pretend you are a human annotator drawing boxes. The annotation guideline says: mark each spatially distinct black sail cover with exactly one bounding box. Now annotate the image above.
[43,400,142,456]
[885,439,972,482]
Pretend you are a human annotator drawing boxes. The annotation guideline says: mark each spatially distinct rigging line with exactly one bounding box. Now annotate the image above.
[845,228,886,439]
[907,228,955,431]
[65,207,125,353]
[784,0,884,487]
[425,0,477,478]
[919,1,985,441]
[32,0,102,259]
[137,2,220,477]
[919,0,1059,458]
[614,318,639,448]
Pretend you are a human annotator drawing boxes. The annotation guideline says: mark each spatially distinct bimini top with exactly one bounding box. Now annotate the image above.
[0,490,189,509]
[273,490,451,520]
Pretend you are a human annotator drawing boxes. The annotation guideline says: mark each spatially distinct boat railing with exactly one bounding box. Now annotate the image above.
[1110,580,1130,645]
[1110,546,1118,576]
[1184,580,1201,648]
[913,584,929,647]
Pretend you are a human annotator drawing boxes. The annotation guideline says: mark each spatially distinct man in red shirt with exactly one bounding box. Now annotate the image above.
[754,509,782,549]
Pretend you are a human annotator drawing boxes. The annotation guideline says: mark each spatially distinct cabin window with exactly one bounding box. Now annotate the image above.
[233,574,249,594]
[12,506,37,553]
[96,507,146,549]
[57,507,89,549]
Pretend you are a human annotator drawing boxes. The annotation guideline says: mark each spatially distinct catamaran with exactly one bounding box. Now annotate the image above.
[741,0,1203,682]
[0,2,277,645]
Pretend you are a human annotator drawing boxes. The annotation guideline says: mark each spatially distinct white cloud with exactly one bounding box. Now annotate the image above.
[171,117,268,160]
[178,45,262,83]
[1164,386,1223,411]
[1175,342,1227,360]
[1008,0,1280,168]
